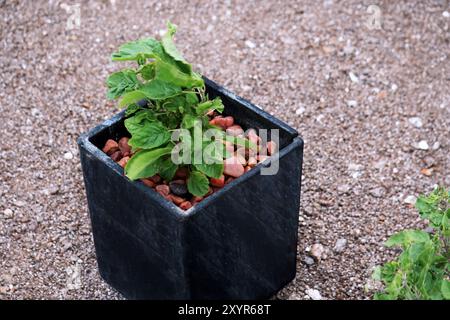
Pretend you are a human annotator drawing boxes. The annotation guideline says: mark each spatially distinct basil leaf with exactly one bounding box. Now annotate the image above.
[112,38,160,62]
[181,114,200,129]
[158,157,178,181]
[161,22,192,75]
[125,147,172,180]
[196,97,224,115]
[194,163,223,179]
[127,121,171,150]
[187,171,210,196]
[106,70,140,100]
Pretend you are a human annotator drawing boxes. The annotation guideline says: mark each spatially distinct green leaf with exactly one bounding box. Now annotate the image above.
[125,147,172,180]
[185,92,199,106]
[140,79,182,100]
[106,70,140,100]
[181,114,200,129]
[112,38,160,62]
[127,121,171,150]
[385,230,430,247]
[195,163,224,179]
[196,97,224,115]
[139,64,155,80]
[441,280,450,299]
[161,21,192,75]
[154,57,203,88]
[187,171,209,196]
[119,91,148,108]
[158,157,178,181]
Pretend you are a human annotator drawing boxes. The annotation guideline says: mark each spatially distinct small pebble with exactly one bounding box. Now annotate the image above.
[223,156,245,178]
[117,156,129,168]
[310,243,325,260]
[306,288,323,300]
[169,181,188,197]
[245,40,256,48]
[179,201,192,210]
[3,209,13,218]
[334,238,347,252]
[118,137,131,154]
[110,150,122,162]
[404,195,417,205]
[347,100,357,107]
[413,140,429,150]
[156,185,170,197]
[349,71,359,83]
[141,178,156,188]
[303,256,315,266]
[210,175,225,188]
[295,107,306,115]
[408,117,423,128]
[102,139,119,155]
[64,152,74,160]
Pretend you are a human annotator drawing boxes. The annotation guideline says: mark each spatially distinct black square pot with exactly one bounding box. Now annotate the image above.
[77,78,304,299]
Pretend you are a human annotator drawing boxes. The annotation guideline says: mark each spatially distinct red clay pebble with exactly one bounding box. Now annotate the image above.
[118,156,130,168]
[234,152,247,166]
[223,156,245,177]
[267,141,277,155]
[141,178,156,188]
[210,175,225,187]
[223,116,234,128]
[118,137,131,155]
[110,150,122,162]
[191,196,204,203]
[149,174,161,183]
[246,128,261,145]
[225,177,234,184]
[226,125,243,137]
[247,156,257,167]
[156,185,170,197]
[168,194,185,205]
[223,140,235,155]
[175,167,188,178]
[209,115,224,127]
[179,201,192,210]
[102,139,119,155]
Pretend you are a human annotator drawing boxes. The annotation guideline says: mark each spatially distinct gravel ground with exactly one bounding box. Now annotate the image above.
[1,0,449,300]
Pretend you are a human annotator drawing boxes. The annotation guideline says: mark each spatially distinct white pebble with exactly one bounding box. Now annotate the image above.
[295,106,306,115]
[334,238,347,252]
[3,209,13,218]
[349,72,359,83]
[432,142,440,150]
[413,140,429,150]
[347,100,357,107]
[306,288,323,300]
[404,195,416,205]
[245,40,256,49]
[391,83,398,92]
[408,117,423,128]
[31,108,42,117]
[443,11,450,18]
[64,152,74,160]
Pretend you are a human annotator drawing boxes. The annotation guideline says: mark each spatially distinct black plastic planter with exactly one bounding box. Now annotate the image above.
[77,77,304,299]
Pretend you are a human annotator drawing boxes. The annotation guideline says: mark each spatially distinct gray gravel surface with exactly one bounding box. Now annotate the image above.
[0,0,449,300]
